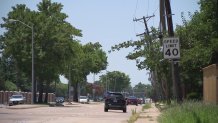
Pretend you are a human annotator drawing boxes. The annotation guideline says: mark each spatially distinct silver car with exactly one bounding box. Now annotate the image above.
[9,94,26,106]
[79,96,89,104]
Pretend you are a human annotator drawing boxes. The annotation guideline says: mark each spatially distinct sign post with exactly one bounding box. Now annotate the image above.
[163,37,182,102]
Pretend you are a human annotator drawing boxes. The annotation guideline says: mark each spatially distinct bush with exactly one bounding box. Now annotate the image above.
[158,101,218,123]
[186,92,201,100]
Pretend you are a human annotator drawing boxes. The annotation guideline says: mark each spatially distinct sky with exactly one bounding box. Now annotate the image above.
[0,0,199,86]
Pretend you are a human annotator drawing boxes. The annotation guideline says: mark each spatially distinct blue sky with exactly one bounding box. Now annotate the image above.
[0,0,199,86]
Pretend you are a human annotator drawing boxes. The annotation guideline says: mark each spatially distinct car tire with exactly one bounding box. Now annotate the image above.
[123,108,127,113]
[136,103,138,106]
[104,107,108,112]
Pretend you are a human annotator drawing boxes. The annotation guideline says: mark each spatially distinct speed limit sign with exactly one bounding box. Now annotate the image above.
[163,37,180,59]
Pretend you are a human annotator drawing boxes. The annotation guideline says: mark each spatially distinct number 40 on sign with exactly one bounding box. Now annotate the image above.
[163,37,180,59]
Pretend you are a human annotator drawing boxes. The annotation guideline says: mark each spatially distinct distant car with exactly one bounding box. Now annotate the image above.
[79,96,89,104]
[104,92,127,113]
[55,97,65,103]
[137,98,143,104]
[9,94,26,106]
[127,96,138,106]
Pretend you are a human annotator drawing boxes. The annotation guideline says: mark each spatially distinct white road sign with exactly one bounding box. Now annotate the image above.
[163,37,180,59]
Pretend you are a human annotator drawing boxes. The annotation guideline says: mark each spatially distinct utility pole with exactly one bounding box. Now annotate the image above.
[164,0,182,102]
[133,15,155,37]
[159,0,166,34]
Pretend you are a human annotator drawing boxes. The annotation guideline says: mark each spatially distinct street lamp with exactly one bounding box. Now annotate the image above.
[9,19,35,104]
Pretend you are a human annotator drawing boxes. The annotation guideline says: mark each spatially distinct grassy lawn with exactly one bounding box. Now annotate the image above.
[158,101,218,123]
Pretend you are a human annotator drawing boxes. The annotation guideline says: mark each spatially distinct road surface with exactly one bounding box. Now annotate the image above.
[0,102,143,123]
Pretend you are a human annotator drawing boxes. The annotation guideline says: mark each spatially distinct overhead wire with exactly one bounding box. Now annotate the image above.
[133,0,139,36]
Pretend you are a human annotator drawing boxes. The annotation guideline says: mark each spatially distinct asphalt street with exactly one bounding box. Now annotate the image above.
[0,102,143,123]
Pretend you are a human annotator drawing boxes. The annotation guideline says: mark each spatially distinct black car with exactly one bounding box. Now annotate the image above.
[104,92,127,113]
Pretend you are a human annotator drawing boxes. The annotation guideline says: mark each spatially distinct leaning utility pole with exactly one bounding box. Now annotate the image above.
[133,15,155,36]
[164,0,182,102]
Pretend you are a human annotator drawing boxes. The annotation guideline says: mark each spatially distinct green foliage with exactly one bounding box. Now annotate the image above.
[0,0,85,103]
[99,71,131,92]
[133,82,152,97]
[0,0,108,103]
[111,27,171,101]
[49,82,68,97]
[177,0,218,66]
[174,0,217,100]
[158,101,218,123]
[4,80,17,91]
[186,92,202,100]
[82,42,108,74]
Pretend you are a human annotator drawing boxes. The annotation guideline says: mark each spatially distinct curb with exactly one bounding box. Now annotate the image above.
[6,104,48,109]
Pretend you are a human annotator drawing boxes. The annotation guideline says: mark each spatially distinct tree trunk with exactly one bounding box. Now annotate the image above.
[73,82,78,102]
[38,80,44,103]
[44,81,49,103]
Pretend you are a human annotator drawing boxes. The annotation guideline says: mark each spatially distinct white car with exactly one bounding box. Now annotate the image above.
[9,94,26,106]
[79,96,89,104]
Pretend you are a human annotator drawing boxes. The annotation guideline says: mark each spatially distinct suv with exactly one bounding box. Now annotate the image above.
[104,92,127,113]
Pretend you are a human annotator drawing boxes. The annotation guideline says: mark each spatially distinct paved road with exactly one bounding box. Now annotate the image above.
[0,102,142,123]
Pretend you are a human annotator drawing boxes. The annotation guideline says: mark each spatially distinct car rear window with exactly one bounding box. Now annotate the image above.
[80,96,87,99]
[109,93,123,98]
[128,96,137,99]
[12,95,22,98]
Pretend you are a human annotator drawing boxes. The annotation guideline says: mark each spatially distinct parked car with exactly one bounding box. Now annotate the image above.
[79,96,89,104]
[137,98,143,104]
[127,96,138,106]
[55,97,65,103]
[9,94,26,106]
[104,92,127,113]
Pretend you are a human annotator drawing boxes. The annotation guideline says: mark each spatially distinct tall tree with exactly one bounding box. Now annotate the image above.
[99,71,131,92]
[65,42,108,102]
[133,82,152,98]
[174,0,218,99]
[0,0,82,103]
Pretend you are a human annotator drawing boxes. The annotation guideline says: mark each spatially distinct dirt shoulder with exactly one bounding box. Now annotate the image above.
[135,103,161,123]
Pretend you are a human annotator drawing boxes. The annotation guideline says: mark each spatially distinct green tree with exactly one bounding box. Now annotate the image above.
[1,0,82,103]
[99,71,131,92]
[175,0,218,99]
[111,28,172,103]
[65,42,107,102]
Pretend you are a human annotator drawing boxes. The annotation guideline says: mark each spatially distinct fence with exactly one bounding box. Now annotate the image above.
[0,91,55,104]
[203,64,218,104]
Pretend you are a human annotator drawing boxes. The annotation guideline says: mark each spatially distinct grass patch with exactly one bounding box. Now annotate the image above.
[142,103,151,111]
[127,108,140,123]
[158,101,218,123]
[127,103,152,123]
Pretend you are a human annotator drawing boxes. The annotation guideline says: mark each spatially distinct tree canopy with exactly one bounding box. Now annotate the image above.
[98,71,131,92]
[0,0,108,103]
